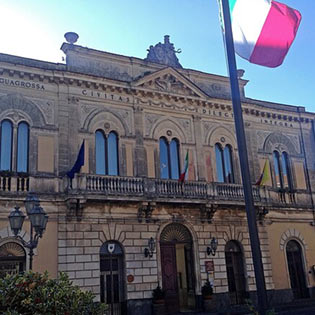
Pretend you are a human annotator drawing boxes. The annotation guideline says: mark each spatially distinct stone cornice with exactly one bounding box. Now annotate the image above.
[0,62,313,124]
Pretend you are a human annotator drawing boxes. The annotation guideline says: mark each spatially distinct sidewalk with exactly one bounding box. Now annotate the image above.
[173,303,315,314]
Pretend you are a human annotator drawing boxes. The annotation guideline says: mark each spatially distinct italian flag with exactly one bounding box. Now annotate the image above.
[179,151,189,183]
[229,0,301,67]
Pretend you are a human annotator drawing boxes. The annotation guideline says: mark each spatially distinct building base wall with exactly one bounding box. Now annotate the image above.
[127,299,152,315]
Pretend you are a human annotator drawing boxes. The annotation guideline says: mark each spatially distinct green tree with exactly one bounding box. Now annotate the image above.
[0,271,107,315]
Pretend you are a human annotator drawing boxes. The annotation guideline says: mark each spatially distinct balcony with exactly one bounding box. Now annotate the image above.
[0,173,311,210]
[0,172,59,197]
[66,174,311,209]
[0,172,29,193]
[68,174,258,204]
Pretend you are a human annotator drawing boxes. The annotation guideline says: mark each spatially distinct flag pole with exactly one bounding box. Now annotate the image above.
[220,0,268,313]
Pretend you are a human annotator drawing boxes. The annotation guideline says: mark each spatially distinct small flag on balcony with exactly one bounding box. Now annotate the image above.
[67,141,85,179]
[255,160,270,186]
[179,151,189,183]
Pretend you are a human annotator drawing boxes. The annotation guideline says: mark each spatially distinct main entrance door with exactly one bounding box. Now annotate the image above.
[286,240,309,299]
[100,241,126,315]
[160,223,195,314]
[225,240,247,305]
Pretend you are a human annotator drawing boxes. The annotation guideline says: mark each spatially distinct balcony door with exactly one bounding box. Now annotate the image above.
[160,223,195,314]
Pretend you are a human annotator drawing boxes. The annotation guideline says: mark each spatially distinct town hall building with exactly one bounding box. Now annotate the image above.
[0,33,314,314]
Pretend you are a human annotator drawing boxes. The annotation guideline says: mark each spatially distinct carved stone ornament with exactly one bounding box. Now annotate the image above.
[144,113,161,136]
[200,204,217,224]
[138,202,156,223]
[145,35,182,68]
[66,198,86,221]
[256,206,269,225]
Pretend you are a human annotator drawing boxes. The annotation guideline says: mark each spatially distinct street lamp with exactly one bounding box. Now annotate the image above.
[144,237,155,258]
[8,194,48,270]
[207,237,218,256]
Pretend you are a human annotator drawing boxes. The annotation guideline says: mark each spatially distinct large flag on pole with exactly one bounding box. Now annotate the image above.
[219,0,270,312]
[179,151,189,183]
[67,141,85,179]
[229,0,301,67]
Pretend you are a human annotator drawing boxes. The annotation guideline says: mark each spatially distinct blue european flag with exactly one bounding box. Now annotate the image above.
[67,141,85,179]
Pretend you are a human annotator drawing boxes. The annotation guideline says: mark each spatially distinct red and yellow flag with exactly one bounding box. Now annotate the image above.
[255,159,270,186]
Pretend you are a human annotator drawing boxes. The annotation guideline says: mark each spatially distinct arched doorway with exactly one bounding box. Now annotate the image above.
[100,241,126,315]
[160,223,195,313]
[0,242,26,277]
[286,240,309,299]
[225,240,247,305]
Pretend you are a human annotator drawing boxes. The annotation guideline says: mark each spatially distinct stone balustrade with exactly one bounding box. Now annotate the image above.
[0,173,311,209]
[0,172,29,192]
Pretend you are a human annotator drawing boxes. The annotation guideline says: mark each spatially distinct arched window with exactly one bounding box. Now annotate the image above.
[96,131,106,175]
[107,132,118,175]
[215,144,224,183]
[224,145,234,183]
[0,120,13,171]
[17,122,29,173]
[281,152,293,190]
[215,143,234,183]
[159,137,180,179]
[95,130,119,175]
[159,137,169,179]
[170,139,180,179]
[0,242,26,277]
[273,150,293,190]
[273,151,282,188]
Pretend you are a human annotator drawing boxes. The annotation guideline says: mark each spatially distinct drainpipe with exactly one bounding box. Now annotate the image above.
[297,107,315,227]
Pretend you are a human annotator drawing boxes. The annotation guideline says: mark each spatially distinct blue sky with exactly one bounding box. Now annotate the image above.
[0,0,314,113]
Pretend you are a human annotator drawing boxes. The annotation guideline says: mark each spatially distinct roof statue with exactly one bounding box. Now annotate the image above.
[145,35,182,68]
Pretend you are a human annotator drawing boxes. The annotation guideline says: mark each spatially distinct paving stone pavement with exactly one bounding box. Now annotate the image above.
[173,305,315,315]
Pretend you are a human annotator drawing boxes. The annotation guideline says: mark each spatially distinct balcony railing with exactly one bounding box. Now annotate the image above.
[86,175,144,195]
[1,173,311,209]
[0,172,29,192]
[155,179,208,199]
[70,174,261,202]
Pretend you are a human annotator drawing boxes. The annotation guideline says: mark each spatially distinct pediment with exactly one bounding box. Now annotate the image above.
[132,67,208,99]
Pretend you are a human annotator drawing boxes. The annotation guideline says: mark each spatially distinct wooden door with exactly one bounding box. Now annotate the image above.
[286,240,309,299]
[161,243,179,313]
[225,241,246,305]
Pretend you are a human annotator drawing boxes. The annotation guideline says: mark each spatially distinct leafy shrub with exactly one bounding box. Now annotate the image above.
[201,280,213,297]
[0,271,107,315]
[152,285,165,301]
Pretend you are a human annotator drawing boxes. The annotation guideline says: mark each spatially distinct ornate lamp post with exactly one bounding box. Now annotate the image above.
[8,194,48,270]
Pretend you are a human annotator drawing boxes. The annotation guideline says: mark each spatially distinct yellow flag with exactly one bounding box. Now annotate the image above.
[256,160,270,186]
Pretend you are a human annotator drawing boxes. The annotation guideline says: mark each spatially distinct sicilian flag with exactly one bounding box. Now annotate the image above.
[228,0,301,67]
[255,160,270,186]
[179,151,189,183]
[67,141,85,179]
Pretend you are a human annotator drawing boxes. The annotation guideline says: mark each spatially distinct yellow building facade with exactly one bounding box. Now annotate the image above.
[0,34,314,314]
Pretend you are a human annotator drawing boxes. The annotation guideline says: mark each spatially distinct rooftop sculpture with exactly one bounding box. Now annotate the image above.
[145,35,182,68]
